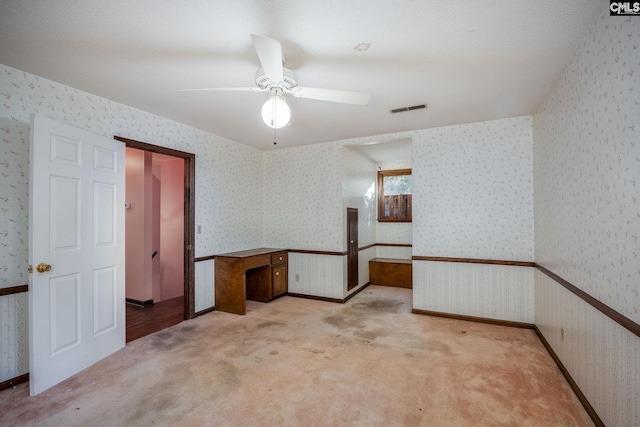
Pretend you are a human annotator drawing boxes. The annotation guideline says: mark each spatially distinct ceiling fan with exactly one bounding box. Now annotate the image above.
[180,34,371,129]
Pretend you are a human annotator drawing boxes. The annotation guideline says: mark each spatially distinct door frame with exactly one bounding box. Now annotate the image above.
[115,136,196,319]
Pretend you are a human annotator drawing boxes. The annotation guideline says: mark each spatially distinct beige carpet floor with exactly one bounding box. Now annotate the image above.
[1,285,593,426]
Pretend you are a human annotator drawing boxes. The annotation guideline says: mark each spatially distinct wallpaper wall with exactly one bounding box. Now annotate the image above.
[262,143,344,251]
[262,144,376,299]
[412,116,534,261]
[409,117,534,324]
[536,270,639,427]
[0,64,263,281]
[532,12,640,427]
[0,63,262,382]
[533,14,640,324]
[0,118,29,288]
[302,116,533,261]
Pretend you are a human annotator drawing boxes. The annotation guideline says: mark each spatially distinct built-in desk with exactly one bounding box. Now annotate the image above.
[215,248,288,315]
[369,258,412,289]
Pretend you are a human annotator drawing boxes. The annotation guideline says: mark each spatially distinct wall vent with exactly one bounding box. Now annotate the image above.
[390,104,427,114]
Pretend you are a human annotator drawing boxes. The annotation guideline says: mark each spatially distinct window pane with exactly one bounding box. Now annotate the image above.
[378,169,412,222]
[383,175,411,195]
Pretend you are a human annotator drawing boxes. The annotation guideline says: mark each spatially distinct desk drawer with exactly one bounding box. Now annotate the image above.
[271,252,288,265]
[244,254,271,270]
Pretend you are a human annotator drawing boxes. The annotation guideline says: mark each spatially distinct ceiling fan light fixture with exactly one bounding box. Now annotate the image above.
[261,91,290,128]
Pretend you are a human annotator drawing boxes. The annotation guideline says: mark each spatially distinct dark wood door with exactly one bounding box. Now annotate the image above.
[347,208,358,291]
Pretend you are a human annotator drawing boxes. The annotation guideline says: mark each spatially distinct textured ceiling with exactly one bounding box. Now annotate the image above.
[0,0,601,150]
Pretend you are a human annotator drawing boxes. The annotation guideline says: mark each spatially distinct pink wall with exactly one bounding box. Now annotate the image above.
[157,157,184,301]
[125,148,153,302]
[125,149,184,303]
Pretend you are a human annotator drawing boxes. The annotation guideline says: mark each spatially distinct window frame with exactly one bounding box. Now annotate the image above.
[377,168,412,223]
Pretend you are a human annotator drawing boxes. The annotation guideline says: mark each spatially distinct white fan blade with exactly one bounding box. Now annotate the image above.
[178,87,265,93]
[251,34,284,83]
[292,86,370,105]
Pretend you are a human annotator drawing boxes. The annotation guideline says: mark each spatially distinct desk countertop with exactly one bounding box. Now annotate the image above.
[215,248,286,258]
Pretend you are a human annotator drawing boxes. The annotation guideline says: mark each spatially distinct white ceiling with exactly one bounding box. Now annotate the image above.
[0,0,601,151]
[352,138,413,163]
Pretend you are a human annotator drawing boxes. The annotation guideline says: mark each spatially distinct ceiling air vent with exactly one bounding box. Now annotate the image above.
[390,104,427,114]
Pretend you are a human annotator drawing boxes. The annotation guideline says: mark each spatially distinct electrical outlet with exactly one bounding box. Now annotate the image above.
[561,327,565,342]
[295,274,300,282]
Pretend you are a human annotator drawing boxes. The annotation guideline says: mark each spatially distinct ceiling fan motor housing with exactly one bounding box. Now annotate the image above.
[255,67,298,91]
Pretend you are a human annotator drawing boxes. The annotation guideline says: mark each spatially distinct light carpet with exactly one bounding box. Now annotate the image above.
[0,285,593,426]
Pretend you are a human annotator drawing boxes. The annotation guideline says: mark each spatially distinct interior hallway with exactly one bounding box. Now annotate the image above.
[0,286,592,426]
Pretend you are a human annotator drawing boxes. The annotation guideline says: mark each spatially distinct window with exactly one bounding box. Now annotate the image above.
[377,168,412,222]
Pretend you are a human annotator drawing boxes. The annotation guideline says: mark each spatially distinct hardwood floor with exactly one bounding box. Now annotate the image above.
[126,296,184,343]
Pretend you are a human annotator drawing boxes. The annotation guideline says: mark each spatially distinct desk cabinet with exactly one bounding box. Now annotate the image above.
[271,252,288,297]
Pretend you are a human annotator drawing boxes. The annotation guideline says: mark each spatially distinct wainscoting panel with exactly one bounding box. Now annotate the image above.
[376,245,412,260]
[355,246,376,290]
[535,269,639,427]
[0,292,28,382]
[288,253,345,300]
[413,260,534,323]
[194,259,215,313]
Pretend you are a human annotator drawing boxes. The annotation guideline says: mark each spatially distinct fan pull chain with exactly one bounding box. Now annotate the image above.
[272,96,277,145]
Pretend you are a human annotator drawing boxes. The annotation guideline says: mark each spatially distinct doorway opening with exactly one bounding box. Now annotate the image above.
[116,136,195,342]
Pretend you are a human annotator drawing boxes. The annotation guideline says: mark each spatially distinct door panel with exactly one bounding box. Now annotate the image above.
[93,266,116,335]
[50,134,81,166]
[347,208,358,291]
[50,176,80,251]
[50,273,80,354]
[93,182,116,246]
[29,115,125,395]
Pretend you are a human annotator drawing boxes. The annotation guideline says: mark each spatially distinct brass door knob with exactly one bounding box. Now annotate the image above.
[36,263,52,273]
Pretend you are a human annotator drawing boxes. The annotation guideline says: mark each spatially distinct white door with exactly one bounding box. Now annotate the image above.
[28,115,125,396]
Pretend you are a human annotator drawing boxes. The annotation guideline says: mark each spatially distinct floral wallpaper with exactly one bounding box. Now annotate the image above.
[0,119,29,287]
[0,63,263,291]
[267,118,534,259]
[533,14,640,323]
[264,117,533,261]
[262,142,344,251]
[412,116,534,261]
